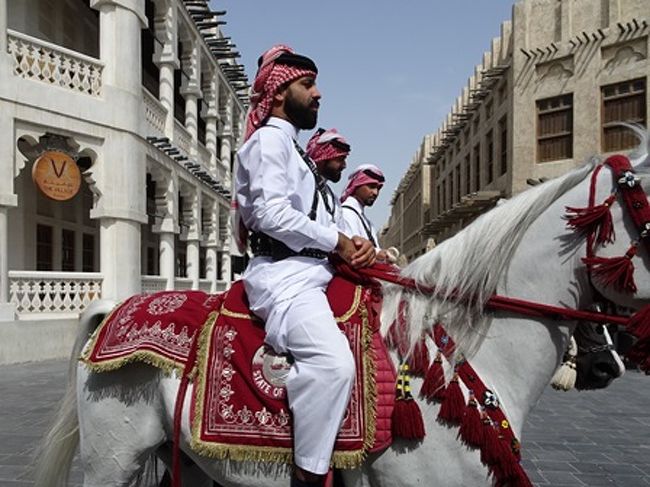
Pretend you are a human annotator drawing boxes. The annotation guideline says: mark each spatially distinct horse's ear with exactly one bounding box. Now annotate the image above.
[622,124,650,168]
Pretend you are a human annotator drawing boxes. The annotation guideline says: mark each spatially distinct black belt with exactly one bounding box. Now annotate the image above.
[250,232,329,261]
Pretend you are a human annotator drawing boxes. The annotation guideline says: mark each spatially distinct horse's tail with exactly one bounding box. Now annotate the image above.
[33,298,116,487]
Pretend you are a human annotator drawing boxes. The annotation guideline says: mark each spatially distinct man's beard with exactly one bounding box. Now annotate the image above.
[363,197,376,206]
[321,163,342,182]
[285,91,318,130]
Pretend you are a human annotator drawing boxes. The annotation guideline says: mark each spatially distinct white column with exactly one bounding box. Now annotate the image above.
[0,0,7,54]
[203,72,220,175]
[91,0,147,93]
[186,239,200,290]
[206,245,218,292]
[180,37,202,158]
[220,246,231,285]
[0,206,15,320]
[153,0,178,139]
[100,218,142,300]
[159,232,175,290]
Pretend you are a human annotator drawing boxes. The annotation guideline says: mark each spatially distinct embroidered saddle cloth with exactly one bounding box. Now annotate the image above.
[82,276,395,468]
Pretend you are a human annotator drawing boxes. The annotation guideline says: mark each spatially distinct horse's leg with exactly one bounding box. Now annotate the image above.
[77,363,167,487]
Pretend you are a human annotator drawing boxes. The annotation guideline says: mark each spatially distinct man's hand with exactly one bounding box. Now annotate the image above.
[376,249,389,262]
[336,233,376,268]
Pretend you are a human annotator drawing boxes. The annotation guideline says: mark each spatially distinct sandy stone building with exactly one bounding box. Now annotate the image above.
[381,0,649,261]
[0,0,248,362]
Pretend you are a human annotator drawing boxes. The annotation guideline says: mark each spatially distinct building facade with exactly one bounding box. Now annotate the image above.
[381,0,649,261]
[0,0,248,361]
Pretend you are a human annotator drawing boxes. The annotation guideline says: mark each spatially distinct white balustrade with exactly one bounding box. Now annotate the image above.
[198,143,212,172]
[173,120,193,155]
[8,271,103,316]
[143,89,167,137]
[7,29,103,96]
[141,275,168,294]
[198,279,211,292]
[215,280,228,293]
[173,277,193,290]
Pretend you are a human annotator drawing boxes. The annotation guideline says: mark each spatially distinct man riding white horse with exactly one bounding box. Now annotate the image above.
[340,165,391,262]
[234,45,375,486]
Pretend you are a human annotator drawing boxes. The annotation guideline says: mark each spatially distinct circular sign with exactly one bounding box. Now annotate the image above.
[251,345,291,400]
[32,151,81,201]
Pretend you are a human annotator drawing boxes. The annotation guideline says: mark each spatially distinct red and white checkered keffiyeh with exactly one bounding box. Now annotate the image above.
[340,164,385,203]
[244,45,317,141]
[306,128,350,166]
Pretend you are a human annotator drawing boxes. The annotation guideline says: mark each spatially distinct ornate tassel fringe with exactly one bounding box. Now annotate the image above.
[551,336,577,391]
[391,362,425,440]
[420,350,446,400]
[407,338,430,376]
[437,371,465,425]
[565,194,616,244]
[458,392,483,448]
[479,416,500,467]
[582,245,637,294]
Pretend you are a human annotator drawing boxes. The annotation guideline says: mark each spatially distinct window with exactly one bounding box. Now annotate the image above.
[499,116,508,175]
[36,224,53,271]
[473,143,481,191]
[537,94,573,162]
[62,229,75,271]
[602,78,646,152]
[486,130,494,184]
[83,233,95,272]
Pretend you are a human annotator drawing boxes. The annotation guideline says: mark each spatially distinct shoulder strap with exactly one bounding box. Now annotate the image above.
[342,205,377,246]
[293,140,335,220]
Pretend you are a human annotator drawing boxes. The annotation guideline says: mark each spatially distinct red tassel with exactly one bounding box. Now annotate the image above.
[582,245,637,294]
[420,351,446,400]
[458,392,483,448]
[437,372,465,425]
[490,434,520,484]
[627,337,650,373]
[627,305,650,339]
[479,416,500,467]
[407,339,430,376]
[391,397,426,440]
[565,194,616,244]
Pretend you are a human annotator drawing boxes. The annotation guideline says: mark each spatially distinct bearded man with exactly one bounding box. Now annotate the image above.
[340,165,390,261]
[305,127,350,183]
[234,45,375,487]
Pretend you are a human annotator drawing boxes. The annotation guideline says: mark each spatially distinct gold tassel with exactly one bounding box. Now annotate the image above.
[551,336,577,391]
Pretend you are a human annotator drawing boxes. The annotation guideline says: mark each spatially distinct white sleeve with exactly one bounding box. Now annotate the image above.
[243,131,339,253]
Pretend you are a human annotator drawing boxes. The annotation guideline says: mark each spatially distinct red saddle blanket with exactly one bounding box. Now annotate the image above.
[82,276,395,468]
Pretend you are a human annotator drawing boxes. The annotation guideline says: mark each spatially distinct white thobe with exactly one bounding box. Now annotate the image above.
[235,117,355,475]
[341,196,380,248]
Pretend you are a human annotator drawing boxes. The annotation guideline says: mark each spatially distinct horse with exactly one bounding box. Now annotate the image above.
[34,131,649,487]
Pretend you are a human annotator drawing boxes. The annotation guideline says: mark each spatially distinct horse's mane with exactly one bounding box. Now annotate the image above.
[382,128,650,359]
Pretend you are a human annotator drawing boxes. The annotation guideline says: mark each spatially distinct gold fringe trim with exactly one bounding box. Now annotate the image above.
[191,306,222,452]
[220,307,260,321]
[335,285,362,323]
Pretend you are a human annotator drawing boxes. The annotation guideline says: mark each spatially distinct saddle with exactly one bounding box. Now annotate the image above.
[82,275,396,468]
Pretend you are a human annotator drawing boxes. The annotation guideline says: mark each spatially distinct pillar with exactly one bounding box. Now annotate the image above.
[100,218,142,300]
[0,206,15,320]
[180,37,202,158]
[186,239,200,290]
[159,232,175,290]
[153,0,178,139]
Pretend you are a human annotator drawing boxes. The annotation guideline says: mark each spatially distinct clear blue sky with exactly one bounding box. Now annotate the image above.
[212,0,516,229]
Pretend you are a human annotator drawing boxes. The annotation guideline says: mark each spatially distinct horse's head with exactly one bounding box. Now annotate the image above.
[574,324,624,390]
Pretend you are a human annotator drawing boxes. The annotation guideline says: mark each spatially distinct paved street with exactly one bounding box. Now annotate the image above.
[0,359,648,486]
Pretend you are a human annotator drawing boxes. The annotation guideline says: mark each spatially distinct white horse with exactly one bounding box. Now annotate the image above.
[34,133,649,487]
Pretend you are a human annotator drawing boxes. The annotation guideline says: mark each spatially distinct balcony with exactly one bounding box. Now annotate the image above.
[143,88,167,137]
[7,29,103,96]
[8,271,103,318]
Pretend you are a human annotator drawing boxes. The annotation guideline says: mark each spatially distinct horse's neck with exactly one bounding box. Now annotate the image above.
[455,183,594,435]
